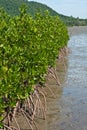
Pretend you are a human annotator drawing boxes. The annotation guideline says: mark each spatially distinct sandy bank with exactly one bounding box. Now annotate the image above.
[68,26,87,36]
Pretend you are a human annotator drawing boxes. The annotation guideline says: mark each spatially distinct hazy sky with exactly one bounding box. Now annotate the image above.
[29,0,87,19]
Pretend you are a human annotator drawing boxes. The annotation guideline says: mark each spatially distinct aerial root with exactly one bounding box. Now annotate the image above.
[48,67,61,86]
[58,47,69,70]
[44,84,56,98]
[1,81,50,130]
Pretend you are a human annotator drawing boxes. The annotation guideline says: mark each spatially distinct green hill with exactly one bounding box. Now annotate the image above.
[0,0,58,16]
[0,0,87,26]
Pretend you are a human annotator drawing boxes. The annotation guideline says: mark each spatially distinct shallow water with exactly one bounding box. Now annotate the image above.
[38,29,87,130]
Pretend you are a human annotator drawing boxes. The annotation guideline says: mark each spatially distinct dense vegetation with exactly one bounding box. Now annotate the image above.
[60,15,87,26]
[0,0,87,26]
[0,4,69,129]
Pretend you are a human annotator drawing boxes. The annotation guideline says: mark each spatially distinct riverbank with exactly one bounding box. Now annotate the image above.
[68,26,87,36]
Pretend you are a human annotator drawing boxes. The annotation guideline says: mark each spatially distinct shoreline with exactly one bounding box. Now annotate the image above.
[67,26,87,36]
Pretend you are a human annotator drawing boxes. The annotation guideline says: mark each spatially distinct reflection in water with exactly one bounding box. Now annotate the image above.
[59,33,87,130]
[38,30,87,130]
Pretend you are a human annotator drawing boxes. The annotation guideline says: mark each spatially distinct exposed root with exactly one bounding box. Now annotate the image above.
[58,47,69,70]
[32,89,46,120]
[38,89,46,117]
[31,97,38,120]
[20,109,34,130]
[2,87,46,130]
[44,84,56,98]
[4,125,13,130]
[48,67,61,86]
[20,109,39,130]
[13,101,20,118]
[12,116,20,130]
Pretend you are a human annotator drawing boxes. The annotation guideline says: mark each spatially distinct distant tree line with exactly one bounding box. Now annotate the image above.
[62,16,87,26]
